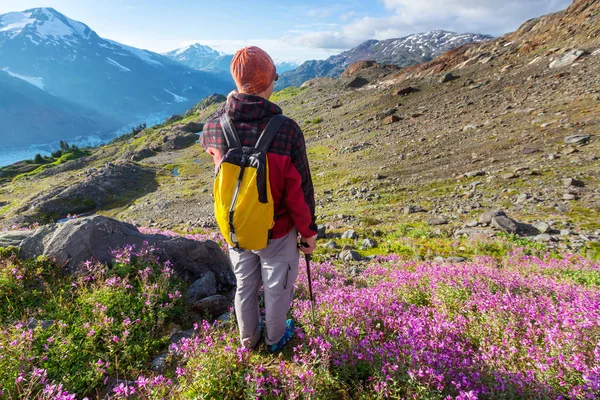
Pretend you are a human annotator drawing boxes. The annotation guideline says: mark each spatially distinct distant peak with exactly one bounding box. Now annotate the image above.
[0,7,93,42]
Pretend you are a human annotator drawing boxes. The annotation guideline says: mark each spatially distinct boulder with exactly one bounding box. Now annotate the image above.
[564,178,585,188]
[533,222,551,234]
[186,272,217,303]
[403,205,425,215]
[440,73,458,83]
[534,234,553,243]
[383,115,401,124]
[162,132,200,151]
[324,240,340,249]
[491,216,518,234]
[564,134,590,146]
[341,230,359,240]
[129,148,156,161]
[317,225,327,240]
[549,49,586,69]
[339,250,361,262]
[427,218,448,226]
[360,238,377,250]
[478,210,506,225]
[191,295,230,318]
[394,87,420,96]
[181,121,204,133]
[0,216,235,288]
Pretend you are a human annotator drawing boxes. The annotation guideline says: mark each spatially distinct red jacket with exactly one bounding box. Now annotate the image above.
[200,93,318,239]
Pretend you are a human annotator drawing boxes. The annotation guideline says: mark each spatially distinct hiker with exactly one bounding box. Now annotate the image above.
[200,46,318,352]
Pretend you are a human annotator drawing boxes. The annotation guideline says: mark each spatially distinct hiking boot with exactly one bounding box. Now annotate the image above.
[267,319,295,353]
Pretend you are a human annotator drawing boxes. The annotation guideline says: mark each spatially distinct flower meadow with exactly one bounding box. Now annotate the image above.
[0,235,599,399]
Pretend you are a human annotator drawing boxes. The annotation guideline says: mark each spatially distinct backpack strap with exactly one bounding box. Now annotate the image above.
[255,115,287,153]
[220,114,242,149]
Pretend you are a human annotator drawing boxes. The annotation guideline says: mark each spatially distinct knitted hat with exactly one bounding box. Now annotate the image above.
[230,46,276,94]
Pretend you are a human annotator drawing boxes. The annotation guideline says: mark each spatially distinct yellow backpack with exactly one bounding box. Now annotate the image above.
[214,114,287,250]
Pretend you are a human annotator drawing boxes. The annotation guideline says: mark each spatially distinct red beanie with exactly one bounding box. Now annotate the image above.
[230,46,276,95]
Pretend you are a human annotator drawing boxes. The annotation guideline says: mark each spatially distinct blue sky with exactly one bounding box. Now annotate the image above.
[0,0,573,62]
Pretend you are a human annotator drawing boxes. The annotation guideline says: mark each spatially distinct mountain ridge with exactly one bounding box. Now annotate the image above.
[275,30,492,89]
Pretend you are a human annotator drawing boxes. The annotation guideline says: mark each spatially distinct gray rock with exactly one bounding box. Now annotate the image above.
[0,216,235,287]
[341,230,359,240]
[427,217,448,226]
[324,240,340,249]
[170,329,195,344]
[560,230,572,236]
[478,210,506,225]
[564,134,591,146]
[440,73,457,83]
[549,49,586,69]
[446,257,467,264]
[534,234,553,243]
[317,225,327,240]
[403,205,425,215]
[161,132,200,151]
[465,220,479,228]
[186,272,217,303]
[192,295,230,318]
[564,178,585,188]
[360,238,377,250]
[433,256,445,263]
[339,250,361,262]
[516,193,530,204]
[150,353,168,373]
[491,216,518,234]
[563,193,578,200]
[464,171,486,178]
[533,222,551,234]
[217,312,231,323]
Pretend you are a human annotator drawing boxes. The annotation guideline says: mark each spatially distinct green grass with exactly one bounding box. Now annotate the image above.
[271,86,306,103]
[12,150,91,181]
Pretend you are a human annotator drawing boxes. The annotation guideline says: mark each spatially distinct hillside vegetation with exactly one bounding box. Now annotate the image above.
[0,0,599,398]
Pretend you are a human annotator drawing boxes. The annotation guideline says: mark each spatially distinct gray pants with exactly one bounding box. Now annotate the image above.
[229,228,300,348]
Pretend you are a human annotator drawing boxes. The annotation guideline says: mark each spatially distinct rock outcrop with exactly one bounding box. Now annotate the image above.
[0,216,235,288]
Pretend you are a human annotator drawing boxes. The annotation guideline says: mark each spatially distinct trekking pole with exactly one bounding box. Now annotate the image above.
[299,242,316,326]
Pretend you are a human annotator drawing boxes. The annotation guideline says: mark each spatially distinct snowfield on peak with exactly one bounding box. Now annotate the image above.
[0,8,92,44]
[0,12,35,37]
[104,39,163,66]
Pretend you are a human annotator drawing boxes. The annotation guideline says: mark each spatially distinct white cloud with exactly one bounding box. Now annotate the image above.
[292,0,573,50]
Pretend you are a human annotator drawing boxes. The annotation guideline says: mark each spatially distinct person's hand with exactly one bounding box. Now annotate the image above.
[227,90,238,103]
[300,235,317,255]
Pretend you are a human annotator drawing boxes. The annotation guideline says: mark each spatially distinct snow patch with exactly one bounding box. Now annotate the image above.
[105,39,163,66]
[163,89,187,103]
[106,57,131,72]
[1,67,45,90]
[0,11,35,37]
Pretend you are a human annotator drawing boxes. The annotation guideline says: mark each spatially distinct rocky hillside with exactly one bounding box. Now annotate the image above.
[0,0,598,258]
[275,30,491,90]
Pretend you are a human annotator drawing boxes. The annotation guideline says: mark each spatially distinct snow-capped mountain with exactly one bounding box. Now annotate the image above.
[0,8,234,147]
[163,44,231,71]
[276,30,492,89]
[164,44,300,74]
